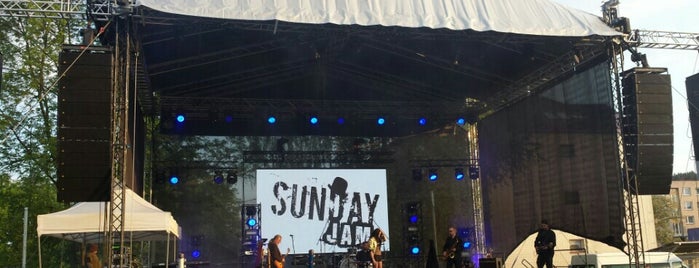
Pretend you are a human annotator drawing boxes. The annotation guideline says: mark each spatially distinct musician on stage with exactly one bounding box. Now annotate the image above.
[269,235,289,268]
[534,220,556,268]
[369,228,386,268]
[442,226,463,268]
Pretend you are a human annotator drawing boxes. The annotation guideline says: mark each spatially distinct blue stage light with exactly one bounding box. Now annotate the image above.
[310,116,319,125]
[418,118,427,125]
[213,174,224,184]
[463,241,472,249]
[176,114,185,123]
[409,215,419,224]
[267,116,276,124]
[410,246,420,255]
[225,115,233,123]
[337,117,345,125]
[169,176,179,185]
[246,218,257,227]
[191,250,201,258]
[428,169,438,181]
[455,168,464,180]
[377,117,385,125]
[456,117,465,126]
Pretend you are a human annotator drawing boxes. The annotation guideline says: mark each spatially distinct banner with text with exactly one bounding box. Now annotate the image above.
[256,169,390,253]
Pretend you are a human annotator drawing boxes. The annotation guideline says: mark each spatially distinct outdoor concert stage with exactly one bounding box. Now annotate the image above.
[56,0,674,265]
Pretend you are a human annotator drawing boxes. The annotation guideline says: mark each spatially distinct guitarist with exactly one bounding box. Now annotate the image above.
[442,227,463,268]
[269,235,290,268]
[534,220,556,268]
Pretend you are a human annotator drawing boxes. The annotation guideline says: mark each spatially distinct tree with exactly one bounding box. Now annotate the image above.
[0,15,75,267]
[653,195,679,245]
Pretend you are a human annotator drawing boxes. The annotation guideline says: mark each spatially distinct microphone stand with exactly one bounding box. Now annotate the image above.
[290,234,296,254]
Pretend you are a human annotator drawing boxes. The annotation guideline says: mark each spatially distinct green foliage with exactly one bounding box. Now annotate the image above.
[151,135,241,265]
[673,171,697,180]
[0,14,76,268]
[652,195,679,246]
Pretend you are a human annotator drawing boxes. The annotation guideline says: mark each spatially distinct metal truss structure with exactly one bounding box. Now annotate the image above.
[628,30,699,50]
[2,0,698,265]
[243,150,395,165]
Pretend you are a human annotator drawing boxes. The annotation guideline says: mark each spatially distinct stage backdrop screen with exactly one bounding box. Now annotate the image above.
[256,169,390,254]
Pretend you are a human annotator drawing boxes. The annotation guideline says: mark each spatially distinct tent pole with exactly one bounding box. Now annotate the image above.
[37,236,42,268]
[166,232,170,265]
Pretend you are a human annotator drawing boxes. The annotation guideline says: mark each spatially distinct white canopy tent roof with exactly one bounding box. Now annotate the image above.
[136,0,619,37]
[37,188,180,243]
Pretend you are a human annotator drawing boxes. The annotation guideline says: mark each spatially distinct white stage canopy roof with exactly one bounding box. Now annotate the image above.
[136,0,619,37]
[37,189,180,243]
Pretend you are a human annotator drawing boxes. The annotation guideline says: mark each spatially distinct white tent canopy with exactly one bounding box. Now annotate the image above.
[136,0,619,37]
[37,188,180,243]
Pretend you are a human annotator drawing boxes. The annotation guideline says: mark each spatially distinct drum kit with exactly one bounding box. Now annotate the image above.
[338,246,372,268]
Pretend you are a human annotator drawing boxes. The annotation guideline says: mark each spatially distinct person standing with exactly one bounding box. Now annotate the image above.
[85,244,100,268]
[368,228,386,268]
[269,235,289,268]
[534,220,556,268]
[177,252,186,268]
[442,227,463,268]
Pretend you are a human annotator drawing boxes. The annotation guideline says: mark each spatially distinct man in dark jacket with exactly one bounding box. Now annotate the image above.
[534,220,556,268]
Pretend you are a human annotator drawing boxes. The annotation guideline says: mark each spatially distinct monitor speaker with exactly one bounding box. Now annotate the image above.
[621,67,673,195]
[480,258,503,268]
[56,48,112,202]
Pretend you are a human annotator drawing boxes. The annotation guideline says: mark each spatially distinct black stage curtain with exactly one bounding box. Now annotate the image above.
[479,62,625,256]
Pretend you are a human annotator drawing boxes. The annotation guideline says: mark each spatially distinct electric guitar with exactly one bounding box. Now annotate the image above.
[273,248,290,268]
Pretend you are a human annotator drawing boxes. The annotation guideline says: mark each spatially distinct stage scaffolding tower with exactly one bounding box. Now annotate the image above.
[467,122,485,261]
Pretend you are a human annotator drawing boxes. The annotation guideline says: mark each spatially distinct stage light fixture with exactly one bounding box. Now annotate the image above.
[418,118,427,125]
[225,115,233,123]
[463,241,472,249]
[377,117,385,125]
[169,175,179,185]
[176,114,185,123]
[245,205,257,216]
[337,117,345,125]
[246,217,257,227]
[309,116,319,125]
[213,172,224,184]
[428,168,438,181]
[455,168,464,180]
[267,116,276,124]
[410,246,421,255]
[226,171,238,184]
[456,117,465,126]
[469,166,479,180]
[191,249,201,258]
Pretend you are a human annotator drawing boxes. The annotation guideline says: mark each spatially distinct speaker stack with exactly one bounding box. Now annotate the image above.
[686,73,699,172]
[56,47,113,202]
[621,67,673,195]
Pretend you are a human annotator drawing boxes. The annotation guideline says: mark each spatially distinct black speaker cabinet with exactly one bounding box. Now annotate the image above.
[621,67,673,195]
[56,47,112,202]
[480,258,503,268]
[687,73,699,167]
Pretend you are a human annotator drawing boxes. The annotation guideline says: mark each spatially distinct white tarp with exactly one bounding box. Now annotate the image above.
[135,0,619,37]
[37,189,180,243]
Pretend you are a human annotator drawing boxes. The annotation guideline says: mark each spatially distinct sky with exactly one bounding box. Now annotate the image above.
[555,0,699,175]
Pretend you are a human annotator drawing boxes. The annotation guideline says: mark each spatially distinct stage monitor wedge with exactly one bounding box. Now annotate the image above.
[56,47,113,202]
[621,67,673,195]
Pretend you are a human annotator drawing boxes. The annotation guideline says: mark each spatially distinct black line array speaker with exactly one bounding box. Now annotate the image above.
[621,67,673,195]
[57,48,112,202]
[687,73,699,168]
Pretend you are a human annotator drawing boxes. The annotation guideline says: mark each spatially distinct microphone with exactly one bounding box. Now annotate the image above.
[290,234,294,237]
